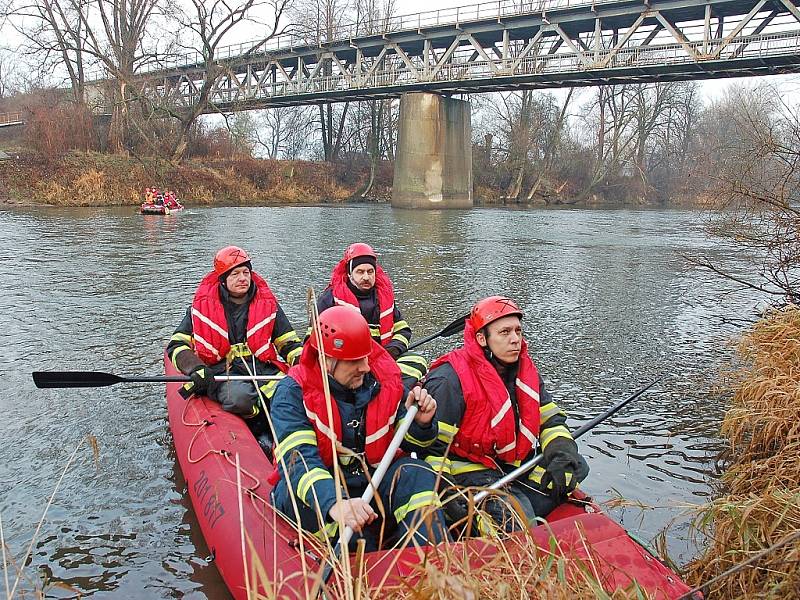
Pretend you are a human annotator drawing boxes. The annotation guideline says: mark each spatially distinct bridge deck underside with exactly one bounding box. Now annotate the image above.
[95,0,800,112]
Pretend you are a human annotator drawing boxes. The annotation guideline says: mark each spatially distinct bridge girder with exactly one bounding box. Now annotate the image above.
[107,0,800,113]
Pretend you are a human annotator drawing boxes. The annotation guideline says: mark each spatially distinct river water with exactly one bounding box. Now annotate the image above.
[0,205,763,598]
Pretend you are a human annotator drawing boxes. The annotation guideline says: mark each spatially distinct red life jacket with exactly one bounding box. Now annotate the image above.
[190,270,284,369]
[328,260,396,346]
[289,340,405,467]
[429,321,541,468]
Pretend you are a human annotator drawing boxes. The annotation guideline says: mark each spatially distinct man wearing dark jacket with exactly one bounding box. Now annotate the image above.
[166,246,302,430]
[271,306,449,550]
[421,295,589,533]
[317,242,427,383]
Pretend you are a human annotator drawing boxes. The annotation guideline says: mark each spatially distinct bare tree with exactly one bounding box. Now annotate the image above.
[167,0,290,161]
[291,0,352,161]
[689,83,800,304]
[8,0,91,103]
[0,53,8,99]
[253,106,315,159]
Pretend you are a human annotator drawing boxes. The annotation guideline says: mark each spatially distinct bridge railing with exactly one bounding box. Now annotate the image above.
[0,111,23,126]
[107,0,617,79]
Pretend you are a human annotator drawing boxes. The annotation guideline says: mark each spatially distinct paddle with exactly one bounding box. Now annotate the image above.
[473,376,665,503]
[32,371,283,389]
[407,313,469,351]
[318,404,420,593]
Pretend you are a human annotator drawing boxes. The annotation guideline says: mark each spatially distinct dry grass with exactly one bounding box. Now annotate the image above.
[685,305,800,599]
[0,151,376,206]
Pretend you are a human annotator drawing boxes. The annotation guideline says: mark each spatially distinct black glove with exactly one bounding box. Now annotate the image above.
[387,346,402,360]
[189,365,214,394]
[540,438,590,501]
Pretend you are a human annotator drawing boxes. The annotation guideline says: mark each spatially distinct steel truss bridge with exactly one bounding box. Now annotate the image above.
[125,0,800,111]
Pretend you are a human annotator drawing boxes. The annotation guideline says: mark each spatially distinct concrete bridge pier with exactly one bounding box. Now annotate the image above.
[392,92,472,209]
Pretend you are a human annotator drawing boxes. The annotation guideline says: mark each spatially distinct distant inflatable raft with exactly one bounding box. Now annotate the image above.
[164,352,697,600]
[141,203,183,214]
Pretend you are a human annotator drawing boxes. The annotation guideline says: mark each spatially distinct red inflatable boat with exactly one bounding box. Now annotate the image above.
[165,354,696,599]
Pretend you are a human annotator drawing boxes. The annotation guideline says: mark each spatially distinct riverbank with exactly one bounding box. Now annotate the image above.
[0,151,705,208]
[0,151,390,206]
[685,305,800,598]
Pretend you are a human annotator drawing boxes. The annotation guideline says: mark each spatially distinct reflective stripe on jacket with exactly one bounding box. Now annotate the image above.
[429,320,541,468]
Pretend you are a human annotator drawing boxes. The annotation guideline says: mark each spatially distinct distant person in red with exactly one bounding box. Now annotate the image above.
[165,191,178,209]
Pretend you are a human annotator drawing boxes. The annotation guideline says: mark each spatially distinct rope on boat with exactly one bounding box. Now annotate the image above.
[181,394,261,491]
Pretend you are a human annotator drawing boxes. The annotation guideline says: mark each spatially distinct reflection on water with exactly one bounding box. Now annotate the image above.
[0,205,760,598]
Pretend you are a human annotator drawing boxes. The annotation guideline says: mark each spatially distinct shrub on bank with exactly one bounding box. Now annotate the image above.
[0,152,375,206]
[685,306,800,598]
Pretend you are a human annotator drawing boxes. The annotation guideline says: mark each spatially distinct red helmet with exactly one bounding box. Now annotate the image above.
[214,245,251,276]
[469,296,523,331]
[310,306,372,361]
[343,243,377,262]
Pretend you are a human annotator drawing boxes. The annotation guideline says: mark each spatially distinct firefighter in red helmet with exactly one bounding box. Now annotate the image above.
[420,295,589,533]
[270,306,450,550]
[316,242,427,384]
[166,246,303,447]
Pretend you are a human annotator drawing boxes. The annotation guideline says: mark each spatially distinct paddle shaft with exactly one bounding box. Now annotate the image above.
[473,376,664,503]
[407,313,469,351]
[320,404,420,588]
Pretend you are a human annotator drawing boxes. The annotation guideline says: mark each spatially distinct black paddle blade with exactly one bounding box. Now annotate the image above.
[441,313,469,337]
[32,371,124,388]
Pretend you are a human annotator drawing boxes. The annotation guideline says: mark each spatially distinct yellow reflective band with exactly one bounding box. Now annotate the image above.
[392,320,409,332]
[170,345,191,367]
[274,330,301,349]
[259,379,280,399]
[527,464,547,484]
[297,468,333,506]
[286,346,302,365]
[540,425,573,449]
[398,354,428,368]
[404,431,434,447]
[369,326,381,337]
[451,460,490,475]
[275,429,317,461]
[540,401,565,423]
[477,513,498,536]
[392,333,410,347]
[314,520,339,542]
[424,455,452,475]
[226,343,252,360]
[170,332,193,345]
[437,421,458,442]
[398,363,425,380]
[393,490,441,522]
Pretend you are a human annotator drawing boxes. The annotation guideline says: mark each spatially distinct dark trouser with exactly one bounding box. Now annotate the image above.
[208,379,260,416]
[208,374,280,449]
[444,469,558,534]
[272,456,450,551]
